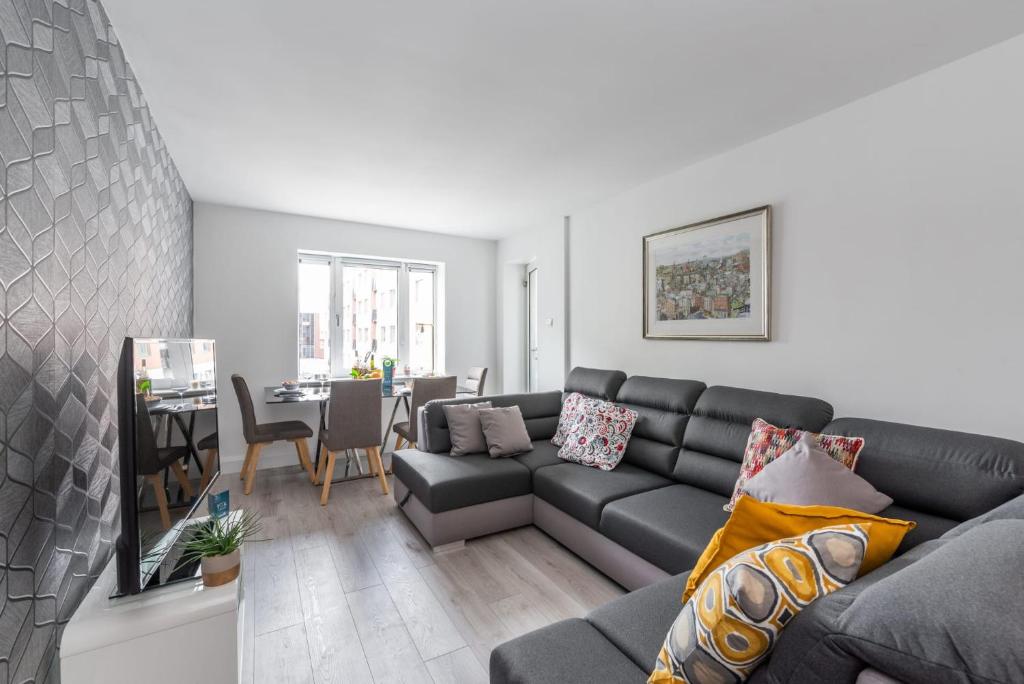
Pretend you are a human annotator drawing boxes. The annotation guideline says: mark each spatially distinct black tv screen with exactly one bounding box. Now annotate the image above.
[115,337,220,595]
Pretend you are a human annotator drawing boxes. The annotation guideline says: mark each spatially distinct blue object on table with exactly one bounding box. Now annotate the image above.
[208,489,229,519]
[382,358,394,395]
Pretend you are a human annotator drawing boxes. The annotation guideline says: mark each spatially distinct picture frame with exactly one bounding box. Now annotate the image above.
[643,205,771,340]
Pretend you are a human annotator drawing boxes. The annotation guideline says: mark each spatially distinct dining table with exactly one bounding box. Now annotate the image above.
[263,379,473,484]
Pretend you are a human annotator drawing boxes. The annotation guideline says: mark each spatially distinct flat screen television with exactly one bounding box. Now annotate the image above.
[114,337,221,596]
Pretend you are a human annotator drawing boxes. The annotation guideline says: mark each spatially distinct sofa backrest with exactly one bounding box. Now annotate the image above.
[563,366,627,400]
[674,385,834,496]
[824,417,1024,524]
[612,376,707,477]
[419,391,562,454]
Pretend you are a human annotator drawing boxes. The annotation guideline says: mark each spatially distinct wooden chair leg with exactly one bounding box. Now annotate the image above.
[147,474,172,530]
[293,438,315,483]
[170,460,194,499]
[394,436,405,451]
[241,443,256,479]
[315,444,328,485]
[365,448,377,475]
[320,451,338,506]
[369,446,389,495]
[243,443,264,495]
[200,449,218,491]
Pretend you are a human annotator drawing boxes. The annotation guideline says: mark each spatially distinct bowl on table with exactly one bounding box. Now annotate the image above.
[281,380,300,390]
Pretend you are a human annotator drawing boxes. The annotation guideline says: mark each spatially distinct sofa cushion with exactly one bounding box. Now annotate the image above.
[533,462,672,529]
[652,524,869,684]
[599,485,730,574]
[674,386,834,497]
[587,572,690,671]
[878,503,956,553]
[442,401,492,455]
[490,617,648,684]
[556,396,638,471]
[479,405,534,458]
[390,450,531,513]
[941,491,1024,539]
[420,391,562,454]
[564,366,628,400]
[514,440,564,473]
[614,376,707,477]
[835,519,1024,684]
[727,419,866,511]
[748,539,945,684]
[740,433,891,514]
[824,417,1024,523]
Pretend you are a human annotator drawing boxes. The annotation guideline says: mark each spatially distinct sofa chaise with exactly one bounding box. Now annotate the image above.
[390,367,1024,683]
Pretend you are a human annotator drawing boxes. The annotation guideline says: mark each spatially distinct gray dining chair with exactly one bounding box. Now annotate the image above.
[316,379,385,503]
[197,432,218,491]
[135,395,194,530]
[231,374,315,495]
[393,375,458,450]
[465,367,488,396]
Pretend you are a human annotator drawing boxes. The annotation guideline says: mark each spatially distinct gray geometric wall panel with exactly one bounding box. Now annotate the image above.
[0,0,192,680]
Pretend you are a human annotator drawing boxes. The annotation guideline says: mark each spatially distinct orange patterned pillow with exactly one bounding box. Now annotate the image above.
[725,418,865,511]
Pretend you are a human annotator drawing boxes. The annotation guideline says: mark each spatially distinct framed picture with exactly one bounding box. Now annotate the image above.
[643,206,771,340]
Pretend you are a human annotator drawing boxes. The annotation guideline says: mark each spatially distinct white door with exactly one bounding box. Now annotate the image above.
[526,266,539,392]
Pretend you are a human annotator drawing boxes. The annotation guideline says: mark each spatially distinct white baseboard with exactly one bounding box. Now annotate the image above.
[219,447,304,475]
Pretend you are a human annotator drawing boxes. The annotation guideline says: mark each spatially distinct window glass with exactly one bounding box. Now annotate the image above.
[409,269,435,374]
[341,264,398,371]
[298,259,331,378]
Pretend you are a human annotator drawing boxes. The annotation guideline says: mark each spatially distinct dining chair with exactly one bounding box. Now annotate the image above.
[197,432,218,491]
[465,367,488,396]
[315,378,386,504]
[231,374,315,495]
[393,375,457,450]
[135,395,194,530]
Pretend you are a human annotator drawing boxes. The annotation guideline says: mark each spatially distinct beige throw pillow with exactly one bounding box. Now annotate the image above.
[478,405,534,458]
[442,401,492,455]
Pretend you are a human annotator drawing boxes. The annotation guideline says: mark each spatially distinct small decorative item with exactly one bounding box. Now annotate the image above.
[207,489,230,519]
[643,205,771,340]
[382,357,396,394]
[182,510,264,587]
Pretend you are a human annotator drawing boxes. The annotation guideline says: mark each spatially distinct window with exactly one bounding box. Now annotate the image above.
[297,253,441,377]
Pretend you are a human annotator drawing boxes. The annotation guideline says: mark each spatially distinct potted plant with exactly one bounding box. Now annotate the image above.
[181,510,264,587]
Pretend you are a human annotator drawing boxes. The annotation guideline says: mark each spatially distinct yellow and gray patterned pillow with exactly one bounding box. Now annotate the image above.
[649,523,869,684]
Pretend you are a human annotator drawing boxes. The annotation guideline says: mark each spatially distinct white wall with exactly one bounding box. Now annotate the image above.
[566,35,1024,441]
[193,203,497,471]
[496,218,567,393]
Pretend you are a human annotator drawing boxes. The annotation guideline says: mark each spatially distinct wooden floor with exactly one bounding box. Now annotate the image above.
[224,462,625,684]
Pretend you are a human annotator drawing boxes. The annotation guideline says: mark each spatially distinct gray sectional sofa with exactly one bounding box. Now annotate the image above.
[390,367,1024,683]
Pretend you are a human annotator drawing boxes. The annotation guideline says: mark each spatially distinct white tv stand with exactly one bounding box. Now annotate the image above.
[60,552,243,683]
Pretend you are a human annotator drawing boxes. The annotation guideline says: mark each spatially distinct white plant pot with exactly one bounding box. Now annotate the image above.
[201,549,240,587]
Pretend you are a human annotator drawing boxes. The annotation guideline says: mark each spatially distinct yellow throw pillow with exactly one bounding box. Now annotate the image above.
[651,523,871,684]
[682,495,915,603]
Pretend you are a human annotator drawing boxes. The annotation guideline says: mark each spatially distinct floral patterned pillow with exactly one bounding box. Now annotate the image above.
[551,391,586,447]
[557,396,639,471]
[725,418,866,511]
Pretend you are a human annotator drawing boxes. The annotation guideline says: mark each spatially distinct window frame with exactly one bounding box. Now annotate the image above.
[298,252,441,378]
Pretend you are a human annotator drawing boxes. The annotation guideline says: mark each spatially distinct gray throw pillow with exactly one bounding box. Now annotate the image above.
[478,405,534,458]
[442,401,492,455]
[742,433,893,514]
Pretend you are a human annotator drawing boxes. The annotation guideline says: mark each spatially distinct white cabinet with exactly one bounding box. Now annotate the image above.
[61,555,243,684]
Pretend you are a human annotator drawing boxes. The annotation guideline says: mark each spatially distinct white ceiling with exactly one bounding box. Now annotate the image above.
[103,0,1024,239]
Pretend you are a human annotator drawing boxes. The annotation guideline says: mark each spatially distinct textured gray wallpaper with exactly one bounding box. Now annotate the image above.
[0,0,192,680]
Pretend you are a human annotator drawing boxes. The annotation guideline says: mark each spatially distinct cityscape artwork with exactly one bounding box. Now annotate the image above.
[643,206,771,340]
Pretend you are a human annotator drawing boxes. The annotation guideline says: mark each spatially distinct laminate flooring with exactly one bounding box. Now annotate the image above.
[224,463,625,684]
